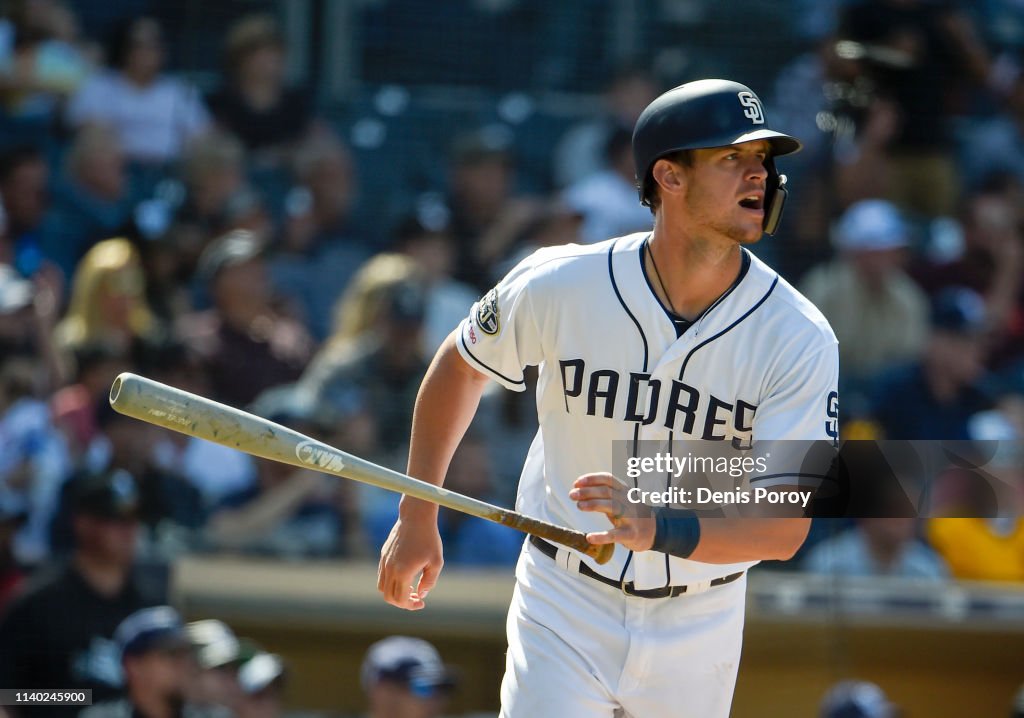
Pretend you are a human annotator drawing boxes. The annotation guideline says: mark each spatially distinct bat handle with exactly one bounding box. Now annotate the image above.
[497,511,615,565]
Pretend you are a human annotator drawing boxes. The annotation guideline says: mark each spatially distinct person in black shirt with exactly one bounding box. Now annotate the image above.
[0,472,163,718]
[207,15,315,159]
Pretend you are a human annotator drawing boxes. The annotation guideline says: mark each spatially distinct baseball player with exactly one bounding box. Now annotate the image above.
[378,79,839,718]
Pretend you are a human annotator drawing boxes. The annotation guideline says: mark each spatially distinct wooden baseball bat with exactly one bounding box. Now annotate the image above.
[109,372,613,565]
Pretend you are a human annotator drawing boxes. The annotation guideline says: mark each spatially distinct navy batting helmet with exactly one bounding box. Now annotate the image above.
[632,79,802,236]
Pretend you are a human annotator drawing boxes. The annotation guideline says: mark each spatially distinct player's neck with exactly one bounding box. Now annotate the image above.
[647,225,743,320]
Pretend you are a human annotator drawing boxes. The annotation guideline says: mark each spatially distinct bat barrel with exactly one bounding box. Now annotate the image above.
[109,372,613,565]
[109,372,517,523]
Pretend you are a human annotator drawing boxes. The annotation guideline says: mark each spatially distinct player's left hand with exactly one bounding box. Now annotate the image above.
[570,473,656,552]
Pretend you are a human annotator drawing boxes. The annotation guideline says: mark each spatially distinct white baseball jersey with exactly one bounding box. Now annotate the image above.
[456,232,839,588]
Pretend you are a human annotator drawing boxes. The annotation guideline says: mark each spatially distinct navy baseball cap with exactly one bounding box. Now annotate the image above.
[820,681,897,718]
[386,281,427,324]
[115,606,190,658]
[930,287,987,335]
[71,470,140,520]
[361,637,457,698]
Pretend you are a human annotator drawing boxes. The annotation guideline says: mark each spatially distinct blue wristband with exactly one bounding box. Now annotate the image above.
[651,508,701,559]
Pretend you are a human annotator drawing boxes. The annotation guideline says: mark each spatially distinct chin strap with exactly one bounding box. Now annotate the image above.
[762,156,789,236]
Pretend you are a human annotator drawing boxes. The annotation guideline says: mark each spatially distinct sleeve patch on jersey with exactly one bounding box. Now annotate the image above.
[476,288,501,335]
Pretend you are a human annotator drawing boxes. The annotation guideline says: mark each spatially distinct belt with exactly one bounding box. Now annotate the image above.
[529,535,744,599]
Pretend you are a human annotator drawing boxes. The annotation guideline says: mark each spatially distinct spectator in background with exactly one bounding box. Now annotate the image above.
[136,222,204,324]
[235,652,286,718]
[269,131,369,340]
[54,238,160,362]
[0,144,50,276]
[41,125,134,280]
[509,198,583,257]
[0,261,63,389]
[284,132,359,251]
[390,210,477,356]
[51,340,127,459]
[766,31,840,270]
[178,229,313,407]
[803,518,948,579]
[81,606,199,718]
[800,199,929,404]
[134,339,255,511]
[302,271,428,459]
[175,131,248,238]
[363,430,522,564]
[959,75,1024,192]
[0,471,163,715]
[0,0,91,134]
[446,128,542,290]
[911,180,1024,370]
[360,637,457,718]
[422,432,521,565]
[205,450,346,559]
[552,65,658,188]
[867,287,993,439]
[205,385,354,558]
[316,253,421,357]
[208,14,315,160]
[562,124,653,244]
[833,0,992,218]
[66,16,210,167]
[53,401,204,562]
[0,353,70,565]
[186,619,247,715]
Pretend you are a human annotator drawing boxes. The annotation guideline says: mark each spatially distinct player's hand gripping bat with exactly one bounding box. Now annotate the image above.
[109,372,613,564]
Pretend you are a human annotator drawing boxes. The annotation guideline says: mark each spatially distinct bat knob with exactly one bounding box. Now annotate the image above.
[589,543,615,565]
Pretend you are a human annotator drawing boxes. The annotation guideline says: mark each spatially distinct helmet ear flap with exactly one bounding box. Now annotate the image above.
[762,157,788,236]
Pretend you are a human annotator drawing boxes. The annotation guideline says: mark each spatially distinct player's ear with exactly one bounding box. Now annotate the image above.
[652,158,686,201]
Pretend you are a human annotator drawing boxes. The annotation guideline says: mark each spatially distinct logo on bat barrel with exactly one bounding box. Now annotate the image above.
[295,440,345,472]
[476,288,500,335]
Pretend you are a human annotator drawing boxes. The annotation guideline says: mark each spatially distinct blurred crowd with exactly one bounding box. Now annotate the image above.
[1,0,1024,712]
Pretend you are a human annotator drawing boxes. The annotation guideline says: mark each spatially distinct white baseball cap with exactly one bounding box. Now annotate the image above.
[833,200,909,252]
[238,652,286,694]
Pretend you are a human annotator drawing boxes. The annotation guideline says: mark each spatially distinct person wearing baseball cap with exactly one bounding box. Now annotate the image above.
[867,286,994,440]
[235,652,287,718]
[82,606,217,718]
[360,636,457,718]
[180,229,312,407]
[799,199,930,388]
[185,619,250,713]
[0,469,165,717]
